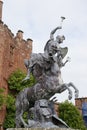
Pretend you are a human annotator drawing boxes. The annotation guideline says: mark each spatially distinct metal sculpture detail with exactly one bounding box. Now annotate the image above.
[15,18,79,128]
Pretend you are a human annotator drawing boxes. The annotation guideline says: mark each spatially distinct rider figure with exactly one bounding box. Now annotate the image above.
[44,26,65,57]
[44,26,67,68]
[23,26,67,81]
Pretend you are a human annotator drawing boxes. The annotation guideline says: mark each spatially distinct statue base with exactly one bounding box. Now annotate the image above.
[7,128,78,130]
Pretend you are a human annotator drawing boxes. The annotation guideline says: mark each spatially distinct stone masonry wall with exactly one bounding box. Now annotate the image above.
[75,97,87,115]
[0,20,32,125]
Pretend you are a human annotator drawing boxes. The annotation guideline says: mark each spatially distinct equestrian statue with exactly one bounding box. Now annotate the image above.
[15,18,79,128]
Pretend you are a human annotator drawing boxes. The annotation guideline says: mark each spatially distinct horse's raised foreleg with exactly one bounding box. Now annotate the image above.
[68,82,79,98]
[57,83,73,100]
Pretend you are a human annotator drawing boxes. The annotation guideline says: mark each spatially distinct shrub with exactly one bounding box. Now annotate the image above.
[0,88,6,110]
[3,69,36,129]
[59,100,87,130]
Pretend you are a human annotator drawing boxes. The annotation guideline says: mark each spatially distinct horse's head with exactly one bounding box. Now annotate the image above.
[44,40,58,57]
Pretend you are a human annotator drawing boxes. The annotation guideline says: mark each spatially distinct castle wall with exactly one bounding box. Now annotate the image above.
[75,97,87,115]
[0,21,32,126]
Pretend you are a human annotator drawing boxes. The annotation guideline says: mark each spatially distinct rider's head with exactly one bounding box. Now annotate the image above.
[56,35,65,44]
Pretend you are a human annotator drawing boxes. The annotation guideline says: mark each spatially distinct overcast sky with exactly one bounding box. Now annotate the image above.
[2,0,87,104]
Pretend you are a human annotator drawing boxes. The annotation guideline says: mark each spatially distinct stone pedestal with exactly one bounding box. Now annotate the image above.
[7,128,78,130]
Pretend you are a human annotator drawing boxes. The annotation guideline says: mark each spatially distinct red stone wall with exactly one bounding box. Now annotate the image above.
[0,0,3,20]
[0,21,32,126]
[54,103,60,116]
[75,97,87,115]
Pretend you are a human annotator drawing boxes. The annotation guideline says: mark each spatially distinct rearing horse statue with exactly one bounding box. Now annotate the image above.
[15,26,79,127]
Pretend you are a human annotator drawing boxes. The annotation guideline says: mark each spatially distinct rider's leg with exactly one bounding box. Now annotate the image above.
[23,59,32,81]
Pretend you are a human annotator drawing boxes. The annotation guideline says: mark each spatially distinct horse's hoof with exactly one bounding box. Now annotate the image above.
[75,93,79,98]
[68,95,72,100]
[75,90,79,98]
[24,124,29,128]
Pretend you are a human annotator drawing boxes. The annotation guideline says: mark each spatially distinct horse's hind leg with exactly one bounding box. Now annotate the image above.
[15,97,29,127]
[68,82,79,98]
[15,107,29,128]
[15,109,23,127]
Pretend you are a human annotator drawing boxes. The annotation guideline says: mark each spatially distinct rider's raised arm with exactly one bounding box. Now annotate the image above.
[50,26,62,40]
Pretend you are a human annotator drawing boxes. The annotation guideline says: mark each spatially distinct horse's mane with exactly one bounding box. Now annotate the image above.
[44,39,51,52]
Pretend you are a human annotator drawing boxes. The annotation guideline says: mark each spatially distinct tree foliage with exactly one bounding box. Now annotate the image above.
[4,94,16,128]
[58,100,87,130]
[8,69,36,92]
[3,69,36,129]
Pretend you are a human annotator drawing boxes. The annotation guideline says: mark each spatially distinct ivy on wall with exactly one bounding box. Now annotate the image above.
[0,88,6,110]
